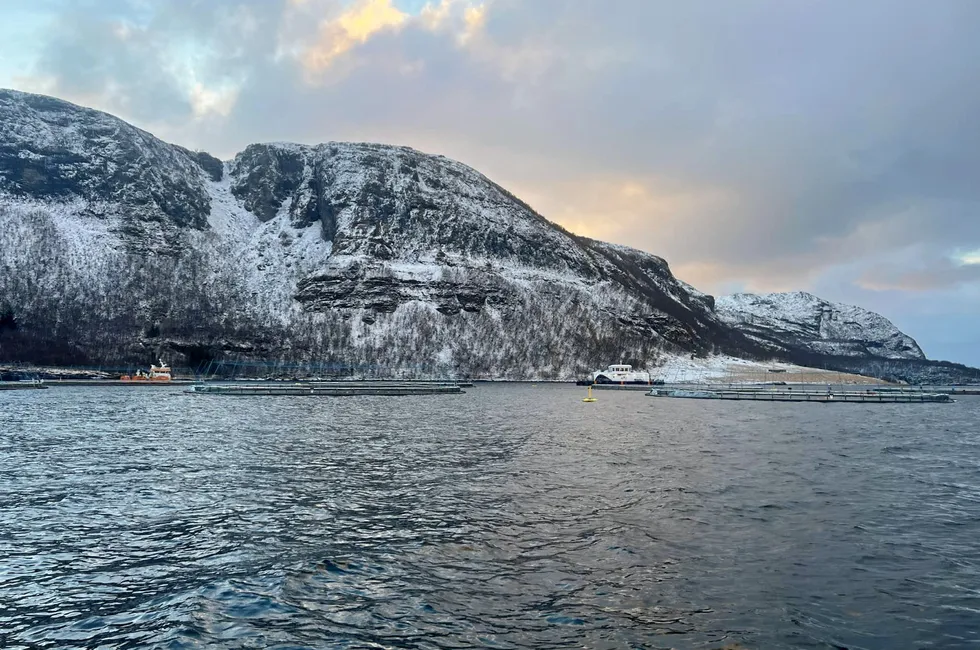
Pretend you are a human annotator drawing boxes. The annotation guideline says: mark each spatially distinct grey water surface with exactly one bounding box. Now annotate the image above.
[1,385,978,649]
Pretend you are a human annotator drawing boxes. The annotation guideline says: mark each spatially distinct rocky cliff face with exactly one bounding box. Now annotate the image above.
[220,141,744,351]
[0,89,963,381]
[715,292,925,360]
[0,90,218,251]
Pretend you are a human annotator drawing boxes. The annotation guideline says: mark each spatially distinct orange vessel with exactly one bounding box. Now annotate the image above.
[121,360,172,382]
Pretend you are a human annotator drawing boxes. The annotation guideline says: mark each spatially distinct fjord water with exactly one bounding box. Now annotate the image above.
[2,386,978,649]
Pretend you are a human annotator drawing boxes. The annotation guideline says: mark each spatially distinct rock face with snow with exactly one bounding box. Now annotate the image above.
[0,90,215,250]
[715,292,925,360]
[0,89,967,381]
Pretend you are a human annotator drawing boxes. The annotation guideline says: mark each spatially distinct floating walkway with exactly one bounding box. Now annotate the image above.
[948,387,980,396]
[589,384,658,391]
[647,387,951,403]
[188,381,464,396]
[41,379,196,386]
[0,381,48,391]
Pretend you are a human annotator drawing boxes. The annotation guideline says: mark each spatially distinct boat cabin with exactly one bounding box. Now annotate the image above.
[590,363,651,385]
[121,359,172,382]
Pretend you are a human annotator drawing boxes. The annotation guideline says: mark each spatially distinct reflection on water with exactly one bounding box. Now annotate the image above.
[2,386,979,648]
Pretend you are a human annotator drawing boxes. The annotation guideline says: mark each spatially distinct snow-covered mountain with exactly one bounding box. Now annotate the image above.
[0,89,970,381]
[715,292,925,360]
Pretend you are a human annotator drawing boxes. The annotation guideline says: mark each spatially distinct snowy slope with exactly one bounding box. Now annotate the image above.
[0,88,954,380]
[217,140,739,353]
[0,89,214,251]
[715,292,925,360]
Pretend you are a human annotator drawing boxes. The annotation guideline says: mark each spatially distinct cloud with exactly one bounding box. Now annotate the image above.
[858,261,980,292]
[189,82,240,118]
[509,174,735,256]
[301,0,409,72]
[16,1,285,127]
[955,249,980,266]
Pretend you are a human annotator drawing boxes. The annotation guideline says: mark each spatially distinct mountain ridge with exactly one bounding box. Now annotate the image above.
[1,88,975,383]
[715,291,925,360]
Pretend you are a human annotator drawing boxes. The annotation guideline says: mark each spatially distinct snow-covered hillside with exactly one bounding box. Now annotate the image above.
[0,88,963,381]
[715,292,924,360]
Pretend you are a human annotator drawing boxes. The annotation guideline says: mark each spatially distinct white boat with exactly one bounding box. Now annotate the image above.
[590,364,651,384]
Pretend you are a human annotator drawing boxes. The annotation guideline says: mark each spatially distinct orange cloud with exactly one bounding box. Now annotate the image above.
[459,4,486,44]
[292,0,488,80]
[857,264,980,292]
[302,0,408,72]
[672,261,816,295]
[510,175,733,244]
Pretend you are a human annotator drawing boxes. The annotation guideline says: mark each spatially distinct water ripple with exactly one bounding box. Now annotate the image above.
[1,387,979,648]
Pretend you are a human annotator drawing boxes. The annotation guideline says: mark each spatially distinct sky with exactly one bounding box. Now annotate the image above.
[1,0,979,365]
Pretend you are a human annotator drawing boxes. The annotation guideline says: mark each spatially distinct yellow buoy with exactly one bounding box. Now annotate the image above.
[583,385,597,402]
